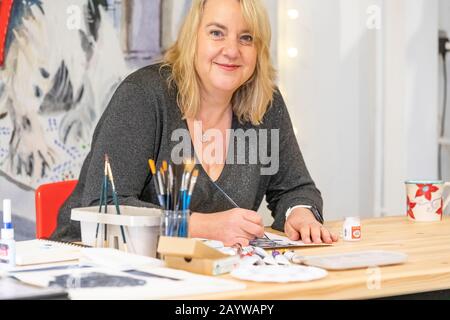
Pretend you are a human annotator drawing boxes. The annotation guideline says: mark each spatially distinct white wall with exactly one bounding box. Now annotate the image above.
[277,0,379,221]
[439,0,450,184]
[277,0,440,221]
[383,0,439,215]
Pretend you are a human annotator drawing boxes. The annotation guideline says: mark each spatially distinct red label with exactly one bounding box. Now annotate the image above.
[352,226,361,239]
[0,243,9,256]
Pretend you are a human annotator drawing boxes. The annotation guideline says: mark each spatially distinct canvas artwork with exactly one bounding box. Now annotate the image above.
[0,0,191,190]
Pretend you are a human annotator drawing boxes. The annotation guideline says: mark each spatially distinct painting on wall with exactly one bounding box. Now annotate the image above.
[0,0,191,190]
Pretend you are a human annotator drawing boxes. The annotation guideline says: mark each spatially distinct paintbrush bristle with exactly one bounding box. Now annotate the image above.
[106,162,115,189]
[192,169,199,178]
[183,158,196,173]
[148,159,156,175]
[103,156,108,175]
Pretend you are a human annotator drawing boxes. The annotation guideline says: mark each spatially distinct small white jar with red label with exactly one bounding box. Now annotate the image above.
[343,217,361,241]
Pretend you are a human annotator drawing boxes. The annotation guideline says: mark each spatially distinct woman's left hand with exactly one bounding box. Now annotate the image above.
[284,208,338,244]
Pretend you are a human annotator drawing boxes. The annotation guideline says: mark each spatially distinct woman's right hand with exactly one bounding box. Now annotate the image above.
[189,209,265,246]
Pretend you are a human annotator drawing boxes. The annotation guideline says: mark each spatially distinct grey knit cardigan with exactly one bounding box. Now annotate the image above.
[51,64,323,242]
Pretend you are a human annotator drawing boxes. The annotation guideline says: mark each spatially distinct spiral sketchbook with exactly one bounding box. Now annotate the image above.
[15,240,84,266]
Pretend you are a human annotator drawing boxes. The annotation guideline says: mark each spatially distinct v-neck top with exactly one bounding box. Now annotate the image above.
[184,111,235,184]
[51,63,323,242]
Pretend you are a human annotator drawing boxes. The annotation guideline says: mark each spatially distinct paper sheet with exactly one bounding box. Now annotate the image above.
[249,232,333,249]
[79,248,164,269]
[12,265,245,300]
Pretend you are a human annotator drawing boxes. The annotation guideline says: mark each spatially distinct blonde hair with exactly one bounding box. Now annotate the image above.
[162,0,276,125]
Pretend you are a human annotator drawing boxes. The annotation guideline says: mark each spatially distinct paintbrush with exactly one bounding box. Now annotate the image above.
[178,169,199,237]
[210,176,270,240]
[105,155,128,252]
[178,159,195,211]
[167,163,174,210]
[94,158,107,247]
[94,155,109,247]
[148,159,165,207]
[185,169,199,210]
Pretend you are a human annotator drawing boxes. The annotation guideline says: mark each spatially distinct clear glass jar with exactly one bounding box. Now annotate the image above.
[160,210,190,238]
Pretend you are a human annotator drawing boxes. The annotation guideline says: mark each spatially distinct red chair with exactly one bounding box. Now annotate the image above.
[35,180,78,239]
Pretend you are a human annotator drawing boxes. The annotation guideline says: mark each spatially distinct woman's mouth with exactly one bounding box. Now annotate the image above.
[214,62,240,71]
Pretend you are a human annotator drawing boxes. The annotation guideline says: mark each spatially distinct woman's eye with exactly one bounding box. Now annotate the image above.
[240,35,254,44]
[210,30,224,38]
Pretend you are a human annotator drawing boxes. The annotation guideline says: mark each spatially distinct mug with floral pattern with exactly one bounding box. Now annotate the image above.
[405,181,450,222]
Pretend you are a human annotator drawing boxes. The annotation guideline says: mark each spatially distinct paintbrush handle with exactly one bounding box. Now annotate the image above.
[153,178,165,207]
[112,191,127,244]
[95,179,106,239]
[212,181,239,208]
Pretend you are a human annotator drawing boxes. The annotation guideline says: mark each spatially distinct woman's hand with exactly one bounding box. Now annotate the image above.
[189,209,265,246]
[285,208,338,244]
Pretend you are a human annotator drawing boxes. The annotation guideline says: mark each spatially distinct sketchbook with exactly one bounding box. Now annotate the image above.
[15,240,84,266]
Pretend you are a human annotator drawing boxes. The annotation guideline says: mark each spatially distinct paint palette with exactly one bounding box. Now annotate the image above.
[294,250,408,270]
[230,265,328,283]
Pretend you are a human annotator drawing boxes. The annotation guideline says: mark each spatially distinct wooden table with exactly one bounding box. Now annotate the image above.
[185,216,450,300]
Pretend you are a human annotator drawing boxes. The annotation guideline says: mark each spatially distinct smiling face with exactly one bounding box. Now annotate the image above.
[195,0,257,98]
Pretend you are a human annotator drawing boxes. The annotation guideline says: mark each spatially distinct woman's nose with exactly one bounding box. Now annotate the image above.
[222,39,240,59]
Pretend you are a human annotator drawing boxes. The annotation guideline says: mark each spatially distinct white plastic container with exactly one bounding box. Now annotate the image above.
[71,206,161,258]
[342,217,361,242]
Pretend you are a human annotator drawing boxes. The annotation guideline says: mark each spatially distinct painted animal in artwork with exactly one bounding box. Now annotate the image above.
[0,0,129,187]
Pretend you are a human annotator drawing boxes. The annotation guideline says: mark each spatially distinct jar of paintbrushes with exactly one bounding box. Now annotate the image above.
[148,159,199,238]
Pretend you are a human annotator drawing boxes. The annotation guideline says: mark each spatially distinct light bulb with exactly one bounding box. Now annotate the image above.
[287,9,299,20]
[287,47,298,58]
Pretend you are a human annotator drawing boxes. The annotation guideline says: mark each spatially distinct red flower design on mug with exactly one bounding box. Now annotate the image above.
[437,199,443,216]
[407,197,416,219]
[415,184,439,201]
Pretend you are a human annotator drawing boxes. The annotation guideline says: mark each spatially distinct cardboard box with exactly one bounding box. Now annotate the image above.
[157,237,239,276]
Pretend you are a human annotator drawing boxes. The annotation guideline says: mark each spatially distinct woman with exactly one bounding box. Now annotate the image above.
[52,0,338,246]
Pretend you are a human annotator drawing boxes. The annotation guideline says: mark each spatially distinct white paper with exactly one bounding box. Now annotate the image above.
[79,248,164,270]
[12,265,246,300]
[264,232,333,247]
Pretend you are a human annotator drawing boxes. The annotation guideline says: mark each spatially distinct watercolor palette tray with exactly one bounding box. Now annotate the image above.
[294,250,408,270]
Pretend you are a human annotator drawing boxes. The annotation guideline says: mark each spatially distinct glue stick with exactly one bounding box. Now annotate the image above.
[343,217,361,242]
[0,199,16,268]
